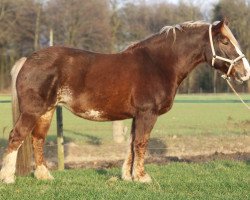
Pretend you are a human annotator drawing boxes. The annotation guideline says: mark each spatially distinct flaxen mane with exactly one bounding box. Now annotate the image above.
[125,21,210,50]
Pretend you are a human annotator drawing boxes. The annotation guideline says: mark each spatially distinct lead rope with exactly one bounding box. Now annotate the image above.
[224,78,250,110]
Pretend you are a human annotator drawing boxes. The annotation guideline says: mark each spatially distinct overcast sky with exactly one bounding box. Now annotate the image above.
[144,0,219,19]
[146,0,219,6]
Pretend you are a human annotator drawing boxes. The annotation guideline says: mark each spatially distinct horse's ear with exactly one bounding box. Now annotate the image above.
[223,17,229,26]
[212,20,225,34]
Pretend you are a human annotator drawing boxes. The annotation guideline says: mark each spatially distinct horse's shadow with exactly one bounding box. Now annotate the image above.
[148,138,168,156]
[46,129,102,146]
[63,129,102,145]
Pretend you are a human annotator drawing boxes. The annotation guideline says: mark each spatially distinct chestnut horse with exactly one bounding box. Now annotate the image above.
[1,20,250,184]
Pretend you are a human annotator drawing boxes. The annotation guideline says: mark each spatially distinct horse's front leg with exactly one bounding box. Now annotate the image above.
[132,111,157,183]
[122,119,135,181]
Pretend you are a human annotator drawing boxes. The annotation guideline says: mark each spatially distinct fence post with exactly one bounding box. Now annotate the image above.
[56,106,64,170]
[49,28,64,170]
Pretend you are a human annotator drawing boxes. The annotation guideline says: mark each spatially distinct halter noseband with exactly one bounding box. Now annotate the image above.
[209,24,245,80]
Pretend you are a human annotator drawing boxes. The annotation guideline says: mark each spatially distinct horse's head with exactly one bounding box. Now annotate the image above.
[206,20,250,83]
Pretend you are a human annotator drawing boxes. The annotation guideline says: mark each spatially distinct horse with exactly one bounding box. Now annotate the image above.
[0,20,250,184]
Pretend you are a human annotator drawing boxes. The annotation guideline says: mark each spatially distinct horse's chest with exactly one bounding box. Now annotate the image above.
[158,98,174,115]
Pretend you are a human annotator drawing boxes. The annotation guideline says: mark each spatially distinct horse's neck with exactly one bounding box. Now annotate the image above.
[125,28,207,85]
[162,29,207,85]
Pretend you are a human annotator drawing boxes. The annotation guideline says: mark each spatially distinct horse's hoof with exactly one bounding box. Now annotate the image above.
[122,174,133,181]
[34,165,54,180]
[133,173,152,183]
[0,172,15,184]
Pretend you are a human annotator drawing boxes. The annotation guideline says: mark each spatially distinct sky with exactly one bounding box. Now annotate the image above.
[146,0,219,6]
[145,0,220,19]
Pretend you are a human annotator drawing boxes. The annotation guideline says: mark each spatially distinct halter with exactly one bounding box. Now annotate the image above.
[209,24,245,80]
[209,24,250,110]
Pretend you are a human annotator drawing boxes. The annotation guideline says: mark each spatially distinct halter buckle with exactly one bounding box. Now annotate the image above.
[221,74,230,80]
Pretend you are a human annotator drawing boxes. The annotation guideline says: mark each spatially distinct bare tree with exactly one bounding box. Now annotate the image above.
[110,0,128,143]
[45,0,112,52]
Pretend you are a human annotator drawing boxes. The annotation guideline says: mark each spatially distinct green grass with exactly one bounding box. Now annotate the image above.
[0,160,249,200]
[0,95,250,199]
[1,94,250,147]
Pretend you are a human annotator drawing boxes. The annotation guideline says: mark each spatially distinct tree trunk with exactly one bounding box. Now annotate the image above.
[110,2,127,143]
[34,3,41,51]
[213,70,217,93]
[112,121,127,143]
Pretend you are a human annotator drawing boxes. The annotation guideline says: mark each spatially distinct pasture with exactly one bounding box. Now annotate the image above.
[0,161,249,200]
[1,93,250,144]
[0,94,250,199]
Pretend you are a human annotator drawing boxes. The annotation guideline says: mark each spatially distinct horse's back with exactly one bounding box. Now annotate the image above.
[16,46,173,120]
[16,47,136,119]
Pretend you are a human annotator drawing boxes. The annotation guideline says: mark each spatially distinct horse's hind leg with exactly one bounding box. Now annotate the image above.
[0,113,38,184]
[32,109,55,180]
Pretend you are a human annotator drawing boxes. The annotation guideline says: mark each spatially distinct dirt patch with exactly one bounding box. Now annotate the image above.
[1,135,249,169]
[41,135,250,169]
[64,152,250,170]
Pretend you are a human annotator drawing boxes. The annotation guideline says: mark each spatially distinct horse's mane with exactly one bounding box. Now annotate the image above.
[160,21,209,34]
[125,21,209,51]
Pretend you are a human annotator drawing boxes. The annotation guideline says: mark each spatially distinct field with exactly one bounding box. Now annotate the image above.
[0,94,250,199]
[1,94,250,144]
[0,161,249,200]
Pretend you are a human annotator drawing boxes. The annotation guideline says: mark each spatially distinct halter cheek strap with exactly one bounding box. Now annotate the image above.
[209,25,245,79]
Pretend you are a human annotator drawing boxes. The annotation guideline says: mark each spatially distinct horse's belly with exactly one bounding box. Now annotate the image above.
[58,88,133,121]
[74,109,108,121]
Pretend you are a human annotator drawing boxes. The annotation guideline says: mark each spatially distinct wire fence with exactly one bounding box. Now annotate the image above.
[0,99,250,170]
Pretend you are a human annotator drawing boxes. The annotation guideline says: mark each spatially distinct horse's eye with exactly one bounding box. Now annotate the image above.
[222,40,229,45]
[220,37,229,45]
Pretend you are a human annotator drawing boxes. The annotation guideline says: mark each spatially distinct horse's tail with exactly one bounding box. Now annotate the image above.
[11,57,27,124]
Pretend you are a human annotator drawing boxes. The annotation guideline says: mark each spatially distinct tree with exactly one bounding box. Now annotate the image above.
[0,0,44,91]
[45,0,112,52]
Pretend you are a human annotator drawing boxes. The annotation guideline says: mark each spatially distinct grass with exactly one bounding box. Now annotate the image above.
[0,95,249,199]
[1,94,250,147]
[0,160,249,200]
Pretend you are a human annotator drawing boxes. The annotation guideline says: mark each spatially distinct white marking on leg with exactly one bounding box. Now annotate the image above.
[132,157,152,183]
[122,152,133,181]
[34,164,54,180]
[0,150,18,184]
[40,111,53,121]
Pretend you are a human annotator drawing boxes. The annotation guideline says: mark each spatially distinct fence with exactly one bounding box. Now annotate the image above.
[0,97,250,171]
[0,100,64,171]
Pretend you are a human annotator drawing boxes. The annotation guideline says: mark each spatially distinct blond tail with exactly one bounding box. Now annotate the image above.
[11,57,27,124]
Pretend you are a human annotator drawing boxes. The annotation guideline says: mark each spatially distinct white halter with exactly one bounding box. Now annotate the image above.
[208,24,245,79]
[209,24,250,110]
